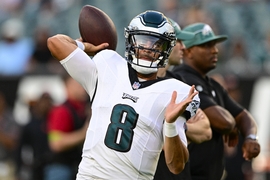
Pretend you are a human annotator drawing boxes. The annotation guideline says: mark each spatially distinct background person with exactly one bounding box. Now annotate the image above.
[0,18,33,76]
[44,74,90,180]
[171,22,260,180]
[155,19,212,180]
[0,91,21,180]
[16,92,53,180]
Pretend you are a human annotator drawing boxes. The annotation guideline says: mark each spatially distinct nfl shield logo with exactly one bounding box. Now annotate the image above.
[132,82,141,89]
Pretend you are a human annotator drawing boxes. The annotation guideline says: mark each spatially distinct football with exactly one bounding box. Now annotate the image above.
[78,5,118,51]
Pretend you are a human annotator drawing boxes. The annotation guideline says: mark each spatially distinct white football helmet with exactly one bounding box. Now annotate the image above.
[125,10,176,74]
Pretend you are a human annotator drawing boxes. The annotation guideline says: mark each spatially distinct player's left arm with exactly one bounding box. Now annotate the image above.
[163,85,198,174]
[234,109,260,160]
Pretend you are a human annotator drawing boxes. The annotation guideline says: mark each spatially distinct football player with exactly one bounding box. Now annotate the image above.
[47,10,199,180]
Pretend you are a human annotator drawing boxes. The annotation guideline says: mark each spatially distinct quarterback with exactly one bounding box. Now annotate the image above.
[47,10,199,180]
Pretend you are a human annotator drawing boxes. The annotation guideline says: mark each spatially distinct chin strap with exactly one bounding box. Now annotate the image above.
[131,59,158,74]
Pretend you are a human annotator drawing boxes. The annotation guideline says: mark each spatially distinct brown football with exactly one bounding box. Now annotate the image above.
[78,5,118,51]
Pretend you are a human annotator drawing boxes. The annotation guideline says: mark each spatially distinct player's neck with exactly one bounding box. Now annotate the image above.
[137,72,157,81]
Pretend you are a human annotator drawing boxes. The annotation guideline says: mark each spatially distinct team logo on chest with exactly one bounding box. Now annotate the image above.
[122,93,139,103]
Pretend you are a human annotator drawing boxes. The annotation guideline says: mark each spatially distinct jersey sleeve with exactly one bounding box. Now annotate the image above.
[172,79,200,120]
[60,48,98,99]
[185,93,200,119]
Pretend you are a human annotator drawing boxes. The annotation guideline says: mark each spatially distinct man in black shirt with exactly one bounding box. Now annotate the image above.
[171,23,261,180]
[154,19,212,180]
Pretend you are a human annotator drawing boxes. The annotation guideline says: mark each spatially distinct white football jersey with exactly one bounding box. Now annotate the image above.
[61,48,200,180]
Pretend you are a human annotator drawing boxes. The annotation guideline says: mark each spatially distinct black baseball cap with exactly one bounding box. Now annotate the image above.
[169,19,195,40]
[182,23,228,48]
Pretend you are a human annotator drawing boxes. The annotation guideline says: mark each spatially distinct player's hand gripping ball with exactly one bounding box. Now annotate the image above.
[78,5,118,51]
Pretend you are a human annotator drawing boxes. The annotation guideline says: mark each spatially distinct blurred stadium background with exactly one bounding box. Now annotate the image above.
[1,0,270,179]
